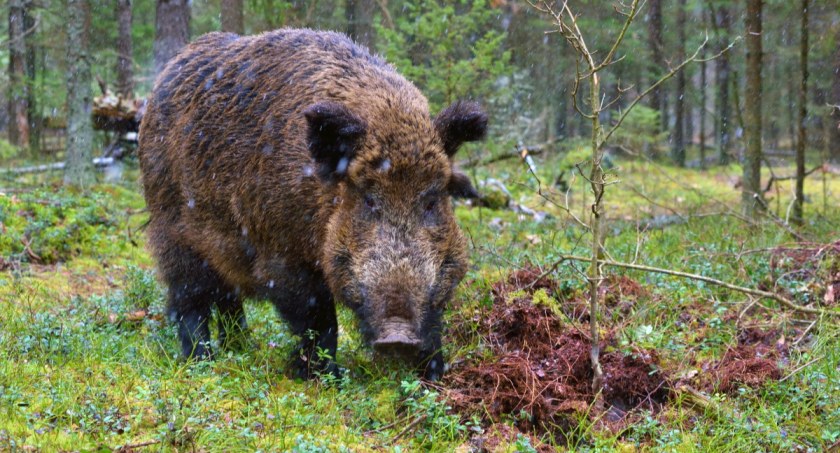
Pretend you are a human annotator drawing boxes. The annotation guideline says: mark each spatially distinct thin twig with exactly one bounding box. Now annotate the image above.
[114,440,161,452]
[753,194,809,242]
[792,320,817,346]
[0,15,40,47]
[391,414,427,443]
[780,355,823,382]
[602,34,736,146]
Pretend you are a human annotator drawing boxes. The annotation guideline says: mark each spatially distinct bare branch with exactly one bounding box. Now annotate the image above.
[0,15,40,47]
[602,34,716,146]
[546,255,839,317]
[594,0,644,72]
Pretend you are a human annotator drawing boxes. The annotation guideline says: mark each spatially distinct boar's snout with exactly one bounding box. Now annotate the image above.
[372,318,422,357]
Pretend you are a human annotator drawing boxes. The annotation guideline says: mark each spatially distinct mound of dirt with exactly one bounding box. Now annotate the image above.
[444,267,669,436]
[491,266,558,300]
[698,326,786,394]
[770,240,840,306]
[710,345,782,393]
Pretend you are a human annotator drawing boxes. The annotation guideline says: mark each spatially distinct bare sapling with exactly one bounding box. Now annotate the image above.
[530,0,728,393]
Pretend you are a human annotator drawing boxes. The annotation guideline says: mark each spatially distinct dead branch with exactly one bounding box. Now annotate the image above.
[2,157,114,176]
[391,414,427,443]
[0,15,40,47]
[373,0,394,29]
[601,34,740,147]
[459,140,554,168]
[673,384,729,421]
[114,440,161,452]
[780,355,823,382]
[544,254,838,317]
[752,194,809,242]
[763,164,823,193]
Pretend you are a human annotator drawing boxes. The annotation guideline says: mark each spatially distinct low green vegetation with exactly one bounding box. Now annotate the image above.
[0,153,837,451]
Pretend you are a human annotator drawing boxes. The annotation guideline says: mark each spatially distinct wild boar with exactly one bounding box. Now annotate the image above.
[138,28,486,380]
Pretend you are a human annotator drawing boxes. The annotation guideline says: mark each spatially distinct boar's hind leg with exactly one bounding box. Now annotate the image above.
[162,245,235,360]
[274,278,339,379]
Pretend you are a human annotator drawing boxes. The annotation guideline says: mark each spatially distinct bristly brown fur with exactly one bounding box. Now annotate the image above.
[138,28,486,380]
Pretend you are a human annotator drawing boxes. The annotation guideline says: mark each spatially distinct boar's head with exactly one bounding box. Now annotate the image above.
[304,100,486,373]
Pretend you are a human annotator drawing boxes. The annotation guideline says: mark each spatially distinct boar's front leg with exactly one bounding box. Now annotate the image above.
[272,270,339,379]
[418,308,445,381]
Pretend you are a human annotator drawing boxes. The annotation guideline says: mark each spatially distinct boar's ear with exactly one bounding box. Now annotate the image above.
[304,101,367,181]
[434,100,488,157]
[448,170,480,199]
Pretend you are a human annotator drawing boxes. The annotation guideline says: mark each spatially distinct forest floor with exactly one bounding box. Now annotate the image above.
[0,151,838,452]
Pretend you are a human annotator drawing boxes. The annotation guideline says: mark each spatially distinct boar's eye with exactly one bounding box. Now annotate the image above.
[422,196,441,223]
[363,194,379,212]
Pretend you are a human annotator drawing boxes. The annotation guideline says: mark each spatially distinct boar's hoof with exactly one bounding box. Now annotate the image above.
[420,353,445,382]
[183,341,214,361]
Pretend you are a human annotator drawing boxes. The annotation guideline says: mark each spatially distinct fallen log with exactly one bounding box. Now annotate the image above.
[2,157,114,176]
[459,139,558,168]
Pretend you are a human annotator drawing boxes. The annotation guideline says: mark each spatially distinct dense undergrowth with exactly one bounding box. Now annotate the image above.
[0,152,838,451]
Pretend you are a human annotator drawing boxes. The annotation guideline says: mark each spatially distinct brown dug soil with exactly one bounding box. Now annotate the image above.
[701,326,787,394]
[770,240,840,306]
[444,267,669,435]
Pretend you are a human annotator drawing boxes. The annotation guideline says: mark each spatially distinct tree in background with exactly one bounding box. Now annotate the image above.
[743,0,763,217]
[672,0,686,167]
[154,0,190,77]
[698,10,709,168]
[23,0,39,152]
[831,25,840,164]
[63,0,93,187]
[345,0,375,50]
[376,0,511,113]
[714,3,732,165]
[792,0,808,226]
[221,0,244,35]
[7,0,29,148]
[116,0,134,98]
[646,0,667,132]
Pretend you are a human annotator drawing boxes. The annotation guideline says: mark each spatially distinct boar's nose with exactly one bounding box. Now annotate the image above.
[373,318,421,356]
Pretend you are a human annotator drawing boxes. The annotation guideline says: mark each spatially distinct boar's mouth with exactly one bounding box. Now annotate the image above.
[372,317,422,357]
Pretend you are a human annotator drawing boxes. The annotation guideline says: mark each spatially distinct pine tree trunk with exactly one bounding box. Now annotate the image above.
[7,0,29,148]
[221,0,244,34]
[154,0,190,77]
[786,64,796,150]
[672,0,686,166]
[715,5,732,165]
[116,0,134,98]
[345,0,375,50]
[699,28,707,169]
[830,25,840,163]
[743,0,764,218]
[647,0,666,132]
[24,0,39,153]
[792,0,808,225]
[64,0,94,187]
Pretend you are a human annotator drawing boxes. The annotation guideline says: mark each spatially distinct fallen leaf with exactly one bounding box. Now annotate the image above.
[125,310,148,322]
